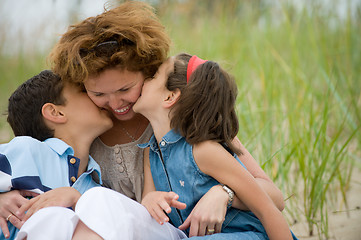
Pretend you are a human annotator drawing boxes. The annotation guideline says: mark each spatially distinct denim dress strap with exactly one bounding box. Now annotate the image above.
[138,135,185,228]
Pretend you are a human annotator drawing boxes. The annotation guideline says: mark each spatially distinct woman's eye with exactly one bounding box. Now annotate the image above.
[94,93,104,97]
[119,88,129,92]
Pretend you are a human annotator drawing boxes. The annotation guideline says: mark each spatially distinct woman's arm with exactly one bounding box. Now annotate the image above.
[194,141,292,240]
[232,137,285,211]
[0,190,40,238]
[0,191,26,238]
[0,187,80,238]
[17,187,81,223]
[178,184,229,236]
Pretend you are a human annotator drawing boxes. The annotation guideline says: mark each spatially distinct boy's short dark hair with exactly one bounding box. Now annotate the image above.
[7,70,66,141]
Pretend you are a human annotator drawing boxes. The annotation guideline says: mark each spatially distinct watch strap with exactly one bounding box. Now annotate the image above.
[220,184,234,209]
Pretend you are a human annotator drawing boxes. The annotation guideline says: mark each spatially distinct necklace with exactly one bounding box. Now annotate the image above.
[121,119,141,142]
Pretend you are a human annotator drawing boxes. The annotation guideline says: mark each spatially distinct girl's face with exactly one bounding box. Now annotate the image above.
[84,68,145,122]
[133,57,174,117]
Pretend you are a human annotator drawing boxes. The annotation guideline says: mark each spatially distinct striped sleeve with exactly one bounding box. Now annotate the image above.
[0,137,52,194]
[0,153,12,191]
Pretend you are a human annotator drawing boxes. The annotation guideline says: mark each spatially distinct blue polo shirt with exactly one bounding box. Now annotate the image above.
[0,136,102,240]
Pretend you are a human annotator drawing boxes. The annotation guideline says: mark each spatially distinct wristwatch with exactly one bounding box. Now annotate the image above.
[220,184,234,208]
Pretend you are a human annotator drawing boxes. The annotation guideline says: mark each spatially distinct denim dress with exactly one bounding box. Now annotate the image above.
[139,130,298,240]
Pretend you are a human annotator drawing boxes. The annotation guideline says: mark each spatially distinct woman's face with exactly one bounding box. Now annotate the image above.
[84,68,144,121]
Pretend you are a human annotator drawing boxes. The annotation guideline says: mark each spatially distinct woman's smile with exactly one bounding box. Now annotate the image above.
[113,104,132,115]
[84,68,145,121]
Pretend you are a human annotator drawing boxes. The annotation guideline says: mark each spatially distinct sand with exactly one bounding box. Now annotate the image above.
[290,169,361,240]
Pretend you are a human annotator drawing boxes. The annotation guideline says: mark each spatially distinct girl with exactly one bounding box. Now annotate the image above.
[134,54,297,240]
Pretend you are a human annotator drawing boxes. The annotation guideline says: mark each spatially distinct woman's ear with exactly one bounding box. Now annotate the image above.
[163,89,181,109]
[42,103,67,124]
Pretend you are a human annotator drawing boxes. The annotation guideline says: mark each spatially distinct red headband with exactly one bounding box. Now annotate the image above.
[186,55,207,83]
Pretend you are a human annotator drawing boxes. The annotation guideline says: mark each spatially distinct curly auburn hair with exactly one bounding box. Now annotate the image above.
[49,1,170,83]
[167,53,241,155]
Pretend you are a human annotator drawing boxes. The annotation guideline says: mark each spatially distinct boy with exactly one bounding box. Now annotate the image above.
[0,70,113,239]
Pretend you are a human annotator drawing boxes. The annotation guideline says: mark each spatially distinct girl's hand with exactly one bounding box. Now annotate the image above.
[141,191,186,225]
[17,187,81,224]
[178,185,228,237]
[0,190,38,238]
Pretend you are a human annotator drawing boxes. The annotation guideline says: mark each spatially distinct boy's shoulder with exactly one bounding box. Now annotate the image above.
[0,136,59,158]
[0,137,73,162]
[0,136,43,150]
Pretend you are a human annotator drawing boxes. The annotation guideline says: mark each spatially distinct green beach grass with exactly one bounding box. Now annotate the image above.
[161,2,360,238]
[0,1,360,239]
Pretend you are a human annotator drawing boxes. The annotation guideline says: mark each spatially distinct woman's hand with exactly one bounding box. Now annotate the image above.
[178,185,228,237]
[0,190,38,238]
[17,187,81,224]
[141,191,186,225]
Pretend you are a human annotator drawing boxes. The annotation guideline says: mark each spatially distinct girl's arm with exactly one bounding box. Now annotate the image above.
[143,147,230,236]
[141,148,186,225]
[142,148,156,197]
[194,141,292,240]
[179,137,284,236]
[232,137,285,211]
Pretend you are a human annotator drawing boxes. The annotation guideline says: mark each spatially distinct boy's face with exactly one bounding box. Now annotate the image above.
[61,83,113,136]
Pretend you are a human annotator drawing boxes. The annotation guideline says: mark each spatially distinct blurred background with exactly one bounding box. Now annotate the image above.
[0,0,360,239]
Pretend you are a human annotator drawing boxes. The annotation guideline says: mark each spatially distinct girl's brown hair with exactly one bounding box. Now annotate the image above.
[49,1,170,83]
[167,53,241,155]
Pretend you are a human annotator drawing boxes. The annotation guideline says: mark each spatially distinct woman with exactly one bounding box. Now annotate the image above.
[0,1,284,238]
